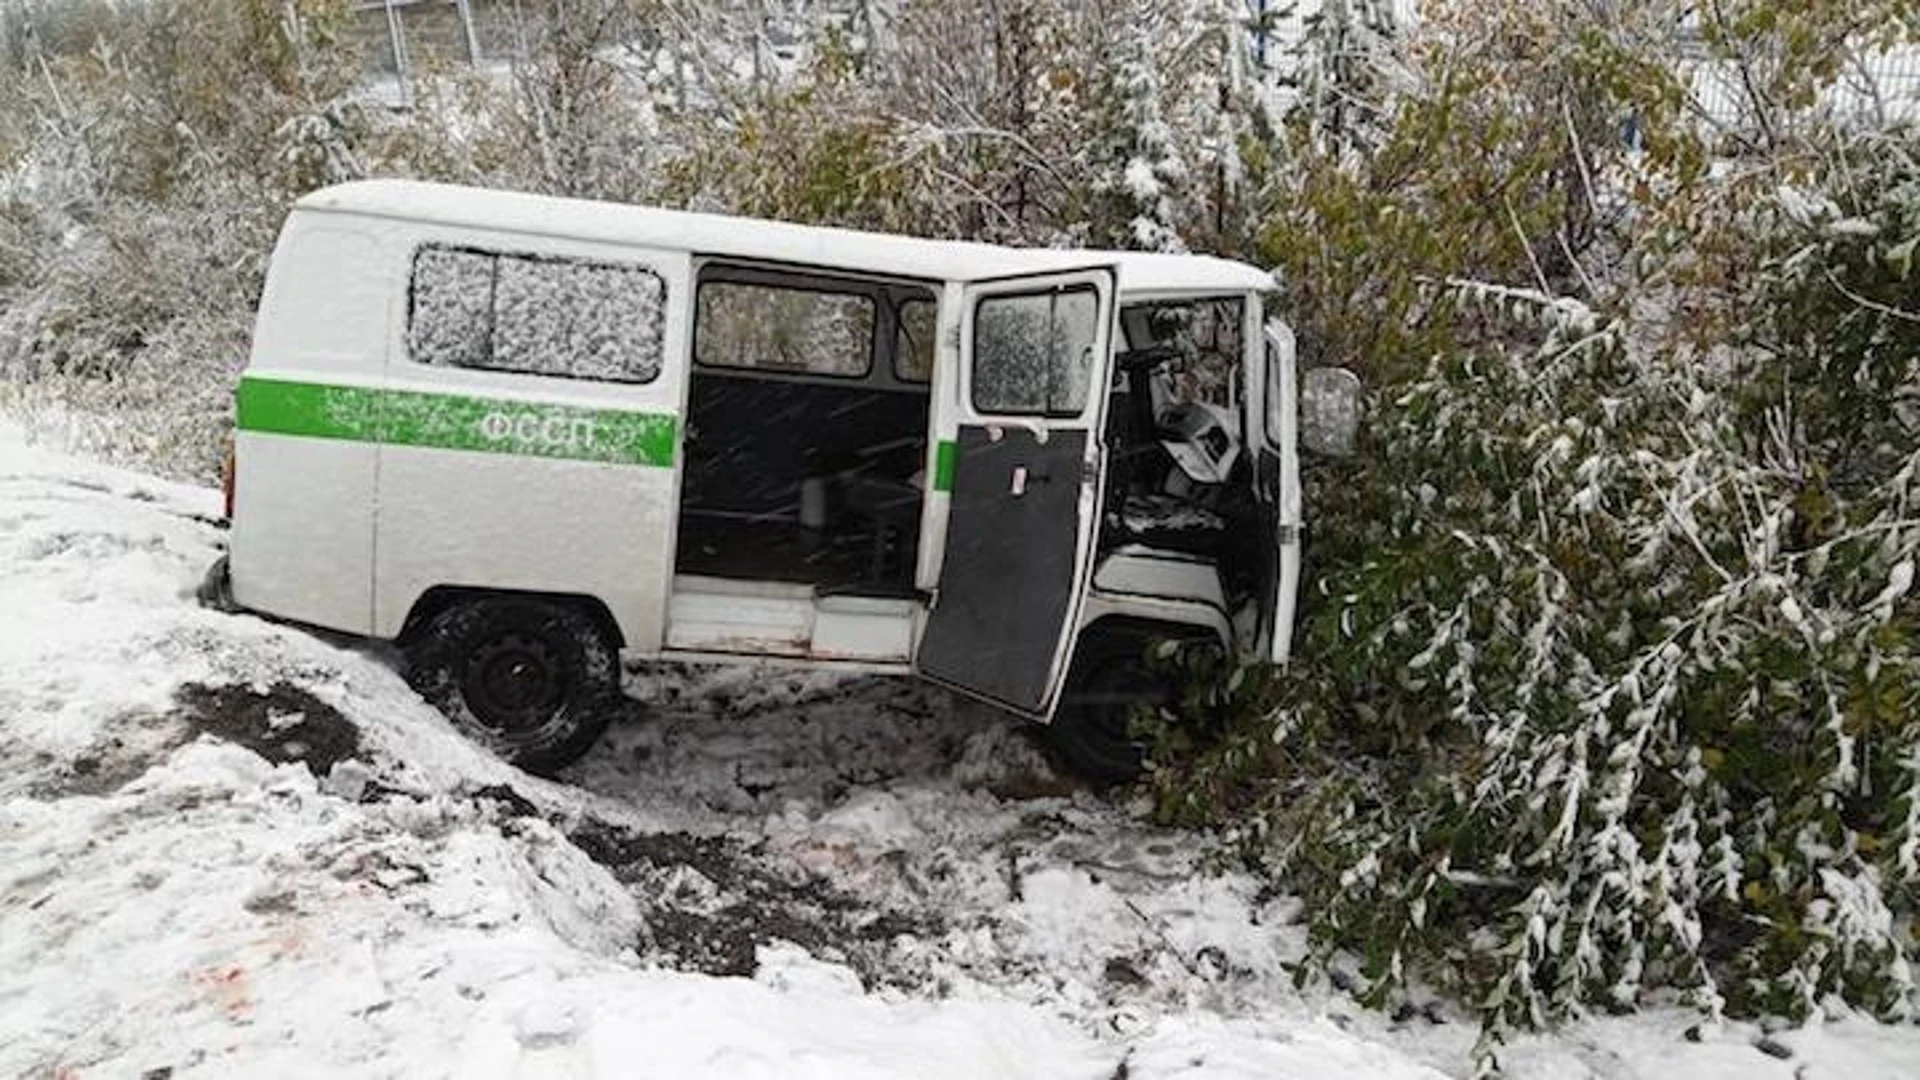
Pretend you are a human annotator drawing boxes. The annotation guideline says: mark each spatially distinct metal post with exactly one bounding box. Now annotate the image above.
[1254,0,1267,72]
[383,0,413,109]
[454,0,482,65]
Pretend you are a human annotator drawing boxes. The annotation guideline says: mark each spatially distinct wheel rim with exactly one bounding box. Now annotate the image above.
[461,630,567,737]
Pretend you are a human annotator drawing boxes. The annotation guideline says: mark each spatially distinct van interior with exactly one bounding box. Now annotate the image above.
[673,263,937,601]
[1101,296,1261,616]
[1100,297,1245,555]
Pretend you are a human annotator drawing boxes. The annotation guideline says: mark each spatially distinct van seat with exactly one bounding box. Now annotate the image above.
[1108,492,1225,558]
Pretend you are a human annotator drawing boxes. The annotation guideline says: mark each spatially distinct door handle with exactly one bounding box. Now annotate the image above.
[1010,466,1054,496]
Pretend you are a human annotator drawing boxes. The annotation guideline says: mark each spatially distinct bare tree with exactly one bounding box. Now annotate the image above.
[499,0,661,201]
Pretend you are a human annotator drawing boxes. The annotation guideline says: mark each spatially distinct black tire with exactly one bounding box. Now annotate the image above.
[402,596,619,774]
[1044,628,1184,785]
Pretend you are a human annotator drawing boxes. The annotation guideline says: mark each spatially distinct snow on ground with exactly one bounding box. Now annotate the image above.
[2,424,1917,1079]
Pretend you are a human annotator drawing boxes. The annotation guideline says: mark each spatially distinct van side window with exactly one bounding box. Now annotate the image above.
[895,298,937,383]
[971,287,1097,416]
[408,244,666,384]
[410,247,493,369]
[695,281,875,378]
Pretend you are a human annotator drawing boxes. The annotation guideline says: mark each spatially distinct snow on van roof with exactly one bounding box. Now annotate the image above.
[297,180,1275,295]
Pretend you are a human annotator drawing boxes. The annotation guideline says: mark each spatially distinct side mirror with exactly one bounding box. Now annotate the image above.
[1300,367,1362,457]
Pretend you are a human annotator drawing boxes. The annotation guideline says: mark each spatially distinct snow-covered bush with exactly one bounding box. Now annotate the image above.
[1151,120,1920,1046]
[1137,3,1920,1053]
[0,0,367,478]
[0,194,270,478]
[655,39,930,235]
[492,0,662,203]
[662,0,1263,249]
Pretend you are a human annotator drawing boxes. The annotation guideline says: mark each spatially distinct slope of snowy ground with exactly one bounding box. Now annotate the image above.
[2,423,1916,1079]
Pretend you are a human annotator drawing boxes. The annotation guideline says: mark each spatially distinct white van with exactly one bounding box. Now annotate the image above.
[204,180,1356,779]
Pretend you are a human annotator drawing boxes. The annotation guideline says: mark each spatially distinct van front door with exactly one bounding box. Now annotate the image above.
[915,268,1118,715]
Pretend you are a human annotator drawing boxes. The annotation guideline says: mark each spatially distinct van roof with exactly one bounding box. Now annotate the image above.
[297,180,1275,296]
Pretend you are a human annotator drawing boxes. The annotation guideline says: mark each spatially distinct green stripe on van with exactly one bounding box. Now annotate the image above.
[236,377,677,468]
[933,439,956,492]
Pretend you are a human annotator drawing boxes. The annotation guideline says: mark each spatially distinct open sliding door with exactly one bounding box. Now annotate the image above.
[915,268,1118,716]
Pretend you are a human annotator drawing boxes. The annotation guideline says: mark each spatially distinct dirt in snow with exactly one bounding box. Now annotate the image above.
[173,681,364,778]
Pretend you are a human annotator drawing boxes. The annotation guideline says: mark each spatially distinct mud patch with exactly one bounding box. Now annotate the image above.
[567,816,938,987]
[173,682,362,778]
[470,782,541,819]
[573,665,1035,812]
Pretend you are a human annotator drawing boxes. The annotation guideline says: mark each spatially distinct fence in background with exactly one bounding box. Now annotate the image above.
[1688,42,1920,133]
[352,0,517,108]
[353,1,1920,132]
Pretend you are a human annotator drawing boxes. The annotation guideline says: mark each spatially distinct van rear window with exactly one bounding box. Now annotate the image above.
[408,244,666,384]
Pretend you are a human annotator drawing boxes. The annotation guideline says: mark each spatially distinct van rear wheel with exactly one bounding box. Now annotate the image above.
[403,596,619,774]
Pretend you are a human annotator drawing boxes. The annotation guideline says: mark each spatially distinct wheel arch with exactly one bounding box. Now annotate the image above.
[1047,610,1227,729]
[397,585,626,650]
[1075,592,1231,658]
[1076,614,1222,651]
[1041,614,1223,782]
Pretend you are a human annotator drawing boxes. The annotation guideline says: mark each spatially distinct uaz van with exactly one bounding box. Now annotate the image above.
[203,180,1358,779]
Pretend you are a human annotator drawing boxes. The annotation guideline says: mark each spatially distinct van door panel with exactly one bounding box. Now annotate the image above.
[915,267,1118,716]
[914,426,1089,709]
[230,431,378,634]
[229,222,388,636]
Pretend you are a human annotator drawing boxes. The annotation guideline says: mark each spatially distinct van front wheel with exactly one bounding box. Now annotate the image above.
[1044,629,1172,785]
[403,596,619,774]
